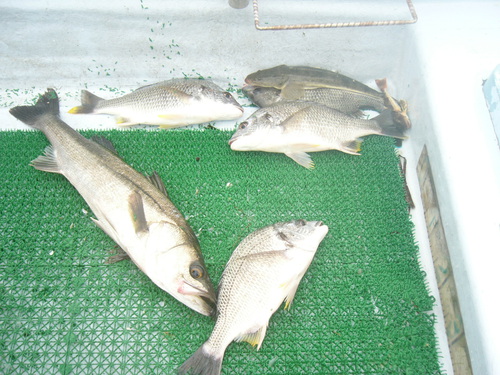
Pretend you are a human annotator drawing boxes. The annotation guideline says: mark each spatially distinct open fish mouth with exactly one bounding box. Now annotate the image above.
[182,278,217,303]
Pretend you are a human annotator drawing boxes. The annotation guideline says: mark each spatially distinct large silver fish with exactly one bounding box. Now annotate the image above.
[69,78,243,128]
[243,84,386,116]
[229,101,407,169]
[178,220,329,375]
[10,89,216,316]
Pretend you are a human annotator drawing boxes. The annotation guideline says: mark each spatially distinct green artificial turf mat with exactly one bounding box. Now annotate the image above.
[0,129,442,374]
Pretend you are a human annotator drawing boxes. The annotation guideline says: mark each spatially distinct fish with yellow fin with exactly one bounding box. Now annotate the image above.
[69,78,243,128]
[178,220,329,375]
[229,101,408,169]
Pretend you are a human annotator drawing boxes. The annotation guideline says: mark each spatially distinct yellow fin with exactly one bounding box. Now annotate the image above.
[341,139,362,155]
[68,106,85,114]
[115,116,136,126]
[282,279,300,310]
[237,325,268,350]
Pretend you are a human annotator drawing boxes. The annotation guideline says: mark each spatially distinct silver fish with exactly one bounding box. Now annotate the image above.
[243,84,386,116]
[245,65,411,127]
[10,89,216,316]
[229,101,407,169]
[178,220,329,375]
[69,78,243,128]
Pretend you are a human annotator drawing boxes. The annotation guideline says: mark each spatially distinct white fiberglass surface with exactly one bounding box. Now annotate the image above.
[1,1,500,374]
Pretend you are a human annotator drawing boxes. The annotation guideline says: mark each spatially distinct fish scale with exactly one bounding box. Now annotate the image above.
[9,89,217,316]
[244,85,386,115]
[68,78,243,128]
[229,100,407,169]
[178,220,329,375]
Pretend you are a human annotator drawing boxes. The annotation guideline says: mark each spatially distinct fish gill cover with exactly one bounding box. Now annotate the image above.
[0,129,442,374]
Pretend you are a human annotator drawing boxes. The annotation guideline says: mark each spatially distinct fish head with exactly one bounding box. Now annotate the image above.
[228,108,285,151]
[274,220,329,252]
[245,65,290,89]
[194,84,243,121]
[243,85,282,107]
[145,222,216,316]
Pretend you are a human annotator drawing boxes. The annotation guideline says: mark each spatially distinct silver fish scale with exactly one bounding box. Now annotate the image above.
[298,87,385,114]
[207,225,303,350]
[261,101,382,142]
[248,86,385,114]
[95,79,223,112]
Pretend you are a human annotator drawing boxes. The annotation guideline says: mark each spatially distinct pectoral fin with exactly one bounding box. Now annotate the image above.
[128,191,149,234]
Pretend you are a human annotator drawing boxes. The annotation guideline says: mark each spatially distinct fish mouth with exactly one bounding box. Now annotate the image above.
[228,136,238,146]
[181,278,217,316]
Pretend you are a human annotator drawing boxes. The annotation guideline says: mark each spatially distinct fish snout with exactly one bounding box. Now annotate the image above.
[178,278,217,316]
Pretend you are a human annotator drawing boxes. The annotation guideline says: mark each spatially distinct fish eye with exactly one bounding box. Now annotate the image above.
[224,92,232,99]
[190,264,204,279]
[238,122,248,130]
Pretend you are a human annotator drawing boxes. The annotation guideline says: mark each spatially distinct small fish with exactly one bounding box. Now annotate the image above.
[245,65,383,101]
[68,78,243,128]
[229,101,407,169]
[10,89,216,316]
[178,220,329,375]
[243,84,386,116]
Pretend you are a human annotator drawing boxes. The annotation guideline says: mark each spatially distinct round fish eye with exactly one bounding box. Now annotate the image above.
[239,122,248,130]
[224,92,232,99]
[190,264,204,279]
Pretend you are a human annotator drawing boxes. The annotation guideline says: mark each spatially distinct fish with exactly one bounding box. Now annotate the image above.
[244,65,383,102]
[178,220,329,375]
[10,89,216,316]
[245,65,411,127]
[68,78,243,128]
[229,101,408,169]
[243,84,386,116]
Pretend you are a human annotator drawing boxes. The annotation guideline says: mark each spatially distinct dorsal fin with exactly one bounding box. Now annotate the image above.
[91,135,119,155]
[147,171,170,198]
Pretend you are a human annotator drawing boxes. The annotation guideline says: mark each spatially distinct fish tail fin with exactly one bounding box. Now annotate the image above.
[68,90,103,114]
[373,109,408,140]
[9,88,60,129]
[177,344,223,375]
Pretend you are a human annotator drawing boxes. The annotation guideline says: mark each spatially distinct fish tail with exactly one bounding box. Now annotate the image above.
[68,90,103,114]
[373,109,408,140]
[177,344,222,375]
[9,88,60,129]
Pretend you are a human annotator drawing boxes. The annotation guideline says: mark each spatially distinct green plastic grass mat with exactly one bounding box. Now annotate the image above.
[0,129,442,375]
